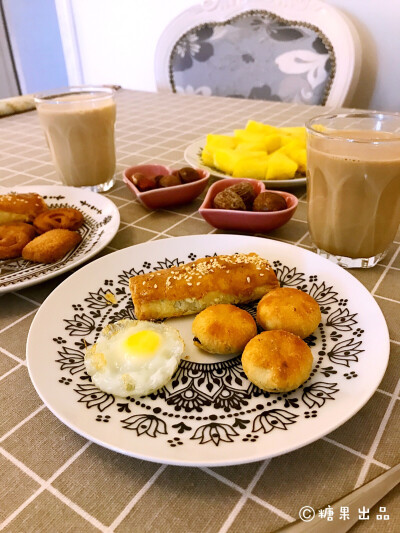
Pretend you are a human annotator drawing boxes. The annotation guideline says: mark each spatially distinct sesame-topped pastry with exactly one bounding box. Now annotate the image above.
[0,192,48,225]
[129,252,279,320]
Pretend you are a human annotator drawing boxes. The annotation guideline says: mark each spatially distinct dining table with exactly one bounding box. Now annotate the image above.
[0,88,399,533]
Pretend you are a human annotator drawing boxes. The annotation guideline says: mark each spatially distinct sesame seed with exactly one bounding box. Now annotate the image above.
[154,284,157,288]
[247,277,250,283]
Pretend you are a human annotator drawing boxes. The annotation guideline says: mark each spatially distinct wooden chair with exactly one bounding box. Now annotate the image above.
[155,0,361,107]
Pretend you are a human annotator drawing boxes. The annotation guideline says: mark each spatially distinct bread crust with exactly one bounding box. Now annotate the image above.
[129,253,279,320]
[0,193,47,224]
[242,330,313,392]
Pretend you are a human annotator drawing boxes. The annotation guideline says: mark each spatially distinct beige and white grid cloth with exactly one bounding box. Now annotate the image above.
[0,89,399,532]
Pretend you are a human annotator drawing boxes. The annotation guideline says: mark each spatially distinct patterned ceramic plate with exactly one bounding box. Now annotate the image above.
[27,235,389,466]
[184,138,307,189]
[0,185,120,293]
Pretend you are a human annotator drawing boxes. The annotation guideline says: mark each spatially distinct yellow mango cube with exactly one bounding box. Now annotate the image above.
[233,129,267,145]
[206,134,237,149]
[278,142,307,173]
[266,152,298,180]
[201,146,215,167]
[213,148,241,174]
[232,156,269,179]
[235,142,268,153]
[280,127,307,143]
[245,120,279,136]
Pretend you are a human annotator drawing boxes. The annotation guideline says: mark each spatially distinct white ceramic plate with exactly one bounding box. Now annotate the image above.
[0,185,120,293]
[27,235,389,466]
[184,138,307,189]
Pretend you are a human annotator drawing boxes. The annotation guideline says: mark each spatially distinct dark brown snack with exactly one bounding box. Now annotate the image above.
[0,223,36,259]
[226,182,256,209]
[173,167,200,184]
[0,192,48,224]
[253,192,287,212]
[33,207,84,233]
[22,229,82,263]
[157,174,182,188]
[213,189,246,210]
[132,173,157,192]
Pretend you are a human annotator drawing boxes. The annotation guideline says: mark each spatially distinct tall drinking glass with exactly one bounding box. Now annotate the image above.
[34,86,116,193]
[306,112,400,268]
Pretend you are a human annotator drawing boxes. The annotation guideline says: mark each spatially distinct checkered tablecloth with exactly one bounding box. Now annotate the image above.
[0,89,398,533]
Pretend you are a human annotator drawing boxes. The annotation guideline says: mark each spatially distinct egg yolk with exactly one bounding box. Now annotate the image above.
[123,330,161,357]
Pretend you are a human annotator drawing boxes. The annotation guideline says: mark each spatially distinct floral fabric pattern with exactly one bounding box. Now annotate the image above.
[170,12,334,105]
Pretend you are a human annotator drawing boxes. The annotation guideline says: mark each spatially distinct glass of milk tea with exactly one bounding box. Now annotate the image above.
[34,86,116,192]
[306,112,400,268]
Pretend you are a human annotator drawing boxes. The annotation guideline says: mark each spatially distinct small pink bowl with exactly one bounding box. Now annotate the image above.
[123,164,210,209]
[199,178,298,233]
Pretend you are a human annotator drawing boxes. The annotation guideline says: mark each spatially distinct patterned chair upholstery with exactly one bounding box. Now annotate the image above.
[155,0,361,107]
[170,12,333,105]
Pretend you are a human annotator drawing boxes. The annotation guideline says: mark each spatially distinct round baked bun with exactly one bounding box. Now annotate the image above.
[242,330,313,392]
[256,287,321,338]
[192,304,257,355]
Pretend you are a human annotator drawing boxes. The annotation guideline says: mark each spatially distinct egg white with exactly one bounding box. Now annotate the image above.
[84,319,184,397]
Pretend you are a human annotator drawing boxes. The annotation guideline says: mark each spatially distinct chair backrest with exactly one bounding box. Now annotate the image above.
[155,0,361,107]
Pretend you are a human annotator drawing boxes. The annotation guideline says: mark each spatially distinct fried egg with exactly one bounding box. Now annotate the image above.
[84,319,184,397]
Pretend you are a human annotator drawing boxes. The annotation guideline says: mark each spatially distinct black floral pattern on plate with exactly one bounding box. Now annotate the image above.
[55,253,364,447]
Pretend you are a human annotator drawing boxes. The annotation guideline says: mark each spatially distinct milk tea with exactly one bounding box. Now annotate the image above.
[37,93,116,187]
[307,130,400,259]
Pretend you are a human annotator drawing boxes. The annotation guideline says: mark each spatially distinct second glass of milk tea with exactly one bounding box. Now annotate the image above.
[306,112,400,268]
[34,86,116,193]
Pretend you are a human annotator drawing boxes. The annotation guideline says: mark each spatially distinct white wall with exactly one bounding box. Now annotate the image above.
[59,0,400,112]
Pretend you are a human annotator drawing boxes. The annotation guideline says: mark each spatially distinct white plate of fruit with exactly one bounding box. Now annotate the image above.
[184,120,307,189]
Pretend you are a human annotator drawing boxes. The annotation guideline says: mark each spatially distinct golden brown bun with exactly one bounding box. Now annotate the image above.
[33,207,84,233]
[192,304,257,355]
[0,223,36,259]
[22,229,82,263]
[242,330,313,392]
[257,287,321,338]
[129,253,279,320]
[0,193,47,225]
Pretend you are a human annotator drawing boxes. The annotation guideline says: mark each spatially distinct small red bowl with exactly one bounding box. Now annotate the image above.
[123,164,210,209]
[199,178,298,233]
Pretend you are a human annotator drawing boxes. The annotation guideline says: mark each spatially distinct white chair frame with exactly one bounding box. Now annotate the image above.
[155,0,361,107]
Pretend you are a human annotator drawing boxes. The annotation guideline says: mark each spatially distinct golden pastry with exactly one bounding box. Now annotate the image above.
[33,207,84,233]
[242,330,313,392]
[22,228,82,263]
[0,192,47,225]
[192,304,257,354]
[129,253,279,320]
[0,223,36,259]
[257,287,321,338]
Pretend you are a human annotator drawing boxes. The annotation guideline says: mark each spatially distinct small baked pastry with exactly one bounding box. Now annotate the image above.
[0,193,47,225]
[129,253,279,320]
[22,229,82,263]
[0,223,36,259]
[257,287,321,338]
[192,304,257,355]
[33,207,84,233]
[242,330,313,392]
